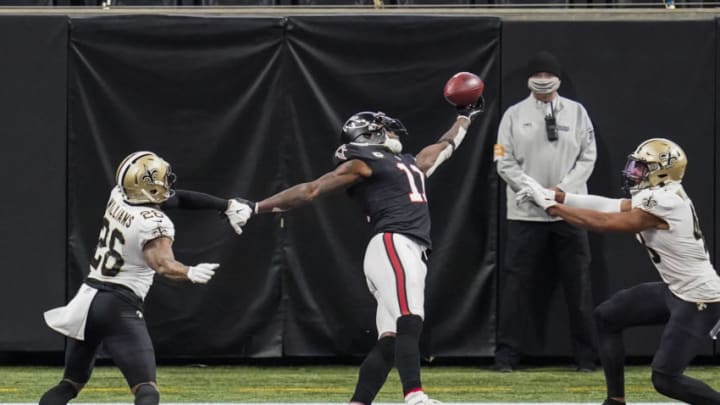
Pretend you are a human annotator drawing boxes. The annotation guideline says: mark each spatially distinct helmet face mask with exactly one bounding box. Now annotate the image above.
[622,138,687,194]
[621,158,650,193]
[115,151,175,204]
[340,111,406,153]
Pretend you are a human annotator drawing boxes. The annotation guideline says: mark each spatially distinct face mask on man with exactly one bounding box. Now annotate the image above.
[528,76,561,94]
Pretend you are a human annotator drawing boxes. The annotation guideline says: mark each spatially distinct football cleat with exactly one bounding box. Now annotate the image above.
[405,391,443,405]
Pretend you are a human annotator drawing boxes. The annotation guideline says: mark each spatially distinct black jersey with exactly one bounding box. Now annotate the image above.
[334,143,431,247]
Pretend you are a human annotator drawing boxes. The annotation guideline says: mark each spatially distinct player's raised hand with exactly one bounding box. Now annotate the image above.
[456,99,485,121]
[187,263,219,284]
[225,198,256,234]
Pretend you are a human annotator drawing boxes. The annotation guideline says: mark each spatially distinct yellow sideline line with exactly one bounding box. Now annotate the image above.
[565,385,654,393]
[80,387,183,393]
[0,388,18,392]
[232,386,513,394]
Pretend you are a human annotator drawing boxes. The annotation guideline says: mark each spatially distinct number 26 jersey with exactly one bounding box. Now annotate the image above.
[334,143,431,247]
[87,186,176,300]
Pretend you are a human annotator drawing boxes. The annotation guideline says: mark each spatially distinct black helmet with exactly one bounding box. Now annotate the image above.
[340,111,407,145]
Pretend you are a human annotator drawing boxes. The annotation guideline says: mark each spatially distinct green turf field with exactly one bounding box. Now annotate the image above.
[1,365,717,402]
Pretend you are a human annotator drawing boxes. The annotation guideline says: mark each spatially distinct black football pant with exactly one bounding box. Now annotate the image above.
[63,289,156,389]
[496,220,597,367]
[594,281,720,404]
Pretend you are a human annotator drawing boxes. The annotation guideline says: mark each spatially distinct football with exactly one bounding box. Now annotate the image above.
[443,72,484,107]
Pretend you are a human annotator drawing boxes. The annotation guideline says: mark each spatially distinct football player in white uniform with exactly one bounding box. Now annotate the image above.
[520,138,720,405]
[39,151,251,405]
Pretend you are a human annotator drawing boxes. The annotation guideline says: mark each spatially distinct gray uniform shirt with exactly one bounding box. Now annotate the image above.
[496,93,596,221]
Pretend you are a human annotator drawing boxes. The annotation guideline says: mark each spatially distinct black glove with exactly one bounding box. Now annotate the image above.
[457,96,485,121]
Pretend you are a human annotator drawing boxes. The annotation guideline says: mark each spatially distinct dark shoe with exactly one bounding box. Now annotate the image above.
[576,366,595,372]
[602,398,625,405]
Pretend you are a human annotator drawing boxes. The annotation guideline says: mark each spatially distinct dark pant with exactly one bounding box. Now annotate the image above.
[63,289,156,388]
[594,281,720,402]
[496,220,596,367]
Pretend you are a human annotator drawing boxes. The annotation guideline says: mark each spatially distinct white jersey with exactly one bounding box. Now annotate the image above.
[87,186,175,300]
[632,182,720,303]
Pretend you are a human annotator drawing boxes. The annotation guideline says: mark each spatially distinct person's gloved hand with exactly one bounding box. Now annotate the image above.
[224,198,256,234]
[517,180,557,211]
[457,96,485,121]
[187,263,219,284]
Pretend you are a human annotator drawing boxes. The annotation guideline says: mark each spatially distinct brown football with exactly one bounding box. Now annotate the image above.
[443,72,484,107]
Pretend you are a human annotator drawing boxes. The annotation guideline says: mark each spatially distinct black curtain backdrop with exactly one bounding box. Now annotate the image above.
[281,16,501,357]
[0,16,67,352]
[67,14,501,357]
[501,19,717,356]
[68,16,289,357]
[0,14,718,360]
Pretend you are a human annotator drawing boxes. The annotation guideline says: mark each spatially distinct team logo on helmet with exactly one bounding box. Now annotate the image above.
[141,167,159,185]
[116,151,175,204]
[335,144,348,161]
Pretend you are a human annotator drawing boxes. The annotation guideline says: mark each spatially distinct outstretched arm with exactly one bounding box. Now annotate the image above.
[415,99,484,178]
[522,180,666,233]
[163,189,230,211]
[143,237,218,283]
[256,159,371,214]
[546,205,667,233]
[415,116,472,178]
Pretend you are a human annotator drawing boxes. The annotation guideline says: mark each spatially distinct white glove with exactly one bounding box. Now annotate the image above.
[224,198,255,235]
[515,175,555,205]
[518,180,557,210]
[187,263,219,284]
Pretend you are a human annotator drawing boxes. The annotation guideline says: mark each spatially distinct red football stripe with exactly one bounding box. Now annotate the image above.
[383,233,410,315]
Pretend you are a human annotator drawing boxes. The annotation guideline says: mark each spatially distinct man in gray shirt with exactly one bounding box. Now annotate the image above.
[494,50,597,372]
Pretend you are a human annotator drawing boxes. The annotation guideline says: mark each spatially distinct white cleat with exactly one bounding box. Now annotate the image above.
[404,390,443,405]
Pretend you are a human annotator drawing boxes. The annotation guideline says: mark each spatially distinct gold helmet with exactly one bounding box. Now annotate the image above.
[115,151,176,204]
[622,138,687,193]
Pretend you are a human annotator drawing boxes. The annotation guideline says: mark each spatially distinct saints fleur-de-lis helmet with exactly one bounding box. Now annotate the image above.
[115,151,176,204]
[622,138,687,193]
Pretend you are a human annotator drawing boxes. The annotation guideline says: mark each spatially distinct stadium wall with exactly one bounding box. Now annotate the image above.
[0,12,717,362]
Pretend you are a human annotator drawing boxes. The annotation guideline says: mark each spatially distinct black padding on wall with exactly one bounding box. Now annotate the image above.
[66,14,502,358]
[281,15,501,357]
[2,13,718,360]
[0,16,67,351]
[501,19,717,356]
[68,16,289,357]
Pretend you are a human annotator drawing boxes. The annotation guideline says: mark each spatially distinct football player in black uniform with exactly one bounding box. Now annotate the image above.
[39,151,252,405]
[233,100,483,405]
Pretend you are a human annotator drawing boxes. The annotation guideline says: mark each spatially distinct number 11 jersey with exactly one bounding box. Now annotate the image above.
[334,143,431,247]
[87,186,176,300]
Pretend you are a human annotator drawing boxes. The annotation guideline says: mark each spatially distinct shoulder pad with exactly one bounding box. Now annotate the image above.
[137,209,175,241]
[632,188,681,220]
[333,144,388,166]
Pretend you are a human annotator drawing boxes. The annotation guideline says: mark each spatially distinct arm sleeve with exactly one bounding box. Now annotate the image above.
[558,105,597,192]
[162,189,227,211]
[495,109,529,192]
[564,193,623,213]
